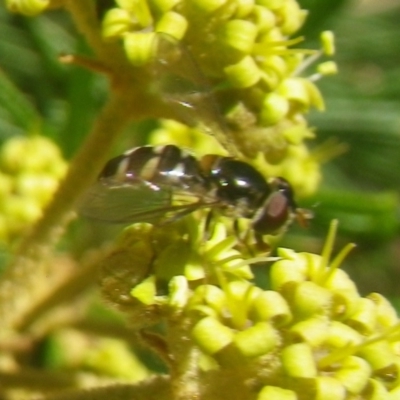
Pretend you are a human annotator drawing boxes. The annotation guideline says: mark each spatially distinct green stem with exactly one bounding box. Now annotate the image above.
[167,317,201,400]
[18,246,112,331]
[36,377,172,400]
[0,368,75,390]
[0,91,132,332]
[0,0,142,333]
[64,0,122,62]
[0,0,182,334]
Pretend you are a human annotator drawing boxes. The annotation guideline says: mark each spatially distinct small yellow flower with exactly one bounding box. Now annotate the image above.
[0,136,67,244]
[6,0,49,16]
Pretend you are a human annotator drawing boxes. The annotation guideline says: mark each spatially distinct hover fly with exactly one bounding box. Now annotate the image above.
[79,34,300,236]
[79,144,298,236]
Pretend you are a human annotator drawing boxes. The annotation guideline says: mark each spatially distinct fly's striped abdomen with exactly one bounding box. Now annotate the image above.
[99,145,208,191]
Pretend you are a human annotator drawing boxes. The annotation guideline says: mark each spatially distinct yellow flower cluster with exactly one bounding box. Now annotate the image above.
[100,218,253,311]
[0,136,67,244]
[103,0,335,173]
[101,219,400,399]
[6,0,335,198]
[191,248,400,399]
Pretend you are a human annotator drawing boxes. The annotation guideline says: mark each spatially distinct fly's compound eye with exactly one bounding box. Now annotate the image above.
[272,177,313,228]
[272,177,297,210]
[252,177,297,235]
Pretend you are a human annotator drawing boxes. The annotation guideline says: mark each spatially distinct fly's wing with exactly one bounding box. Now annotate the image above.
[151,34,237,155]
[78,178,210,225]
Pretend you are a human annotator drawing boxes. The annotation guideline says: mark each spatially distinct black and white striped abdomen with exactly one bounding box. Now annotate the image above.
[100,145,207,190]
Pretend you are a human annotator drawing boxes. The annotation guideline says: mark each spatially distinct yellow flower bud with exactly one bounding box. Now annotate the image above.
[191,317,234,355]
[189,285,226,313]
[258,386,297,400]
[302,79,325,110]
[219,20,257,54]
[224,56,261,88]
[234,0,254,18]
[149,0,181,13]
[184,251,207,280]
[317,61,338,76]
[15,173,58,206]
[250,290,292,326]
[84,338,149,381]
[270,252,308,289]
[255,0,284,10]
[369,293,399,328]
[102,8,132,39]
[277,77,310,108]
[313,376,346,400]
[252,6,275,33]
[346,298,377,335]
[0,136,63,173]
[282,342,317,378]
[117,0,152,27]
[358,341,397,372]
[321,31,335,56]
[124,32,158,66]
[290,281,333,318]
[283,125,314,145]
[130,276,157,305]
[325,321,363,348]
[6,0,49,16]
[331,288,361,319]
[289,317,329,346]
[367,379,390,399]
[259,92,289,125]
[155,11,188,40]
[234,322,278,358]
[226,280,251,303]
[277,0,307,35]
[334,356,371,394]
[260,55,288,81]
[168,275,189,309]
[3,196,42,228]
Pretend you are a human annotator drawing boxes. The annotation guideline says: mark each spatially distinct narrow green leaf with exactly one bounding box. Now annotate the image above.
[0,68,40,132]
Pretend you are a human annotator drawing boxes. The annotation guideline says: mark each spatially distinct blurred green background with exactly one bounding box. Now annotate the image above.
[0,0,399,301]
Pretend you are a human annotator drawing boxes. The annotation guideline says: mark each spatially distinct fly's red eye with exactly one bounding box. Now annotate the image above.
[252,191,291,235]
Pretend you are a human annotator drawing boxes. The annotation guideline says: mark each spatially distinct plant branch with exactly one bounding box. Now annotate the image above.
[167,317,202,400]
[63,0,123,63]
[0,91,133,333]
[36,376,172,400]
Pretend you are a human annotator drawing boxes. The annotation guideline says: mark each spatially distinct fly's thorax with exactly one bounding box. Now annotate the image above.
[200,154,271,218]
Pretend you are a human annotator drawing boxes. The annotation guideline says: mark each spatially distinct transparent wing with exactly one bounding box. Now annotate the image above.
[151,33,237,155]
[78,178,211,225]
